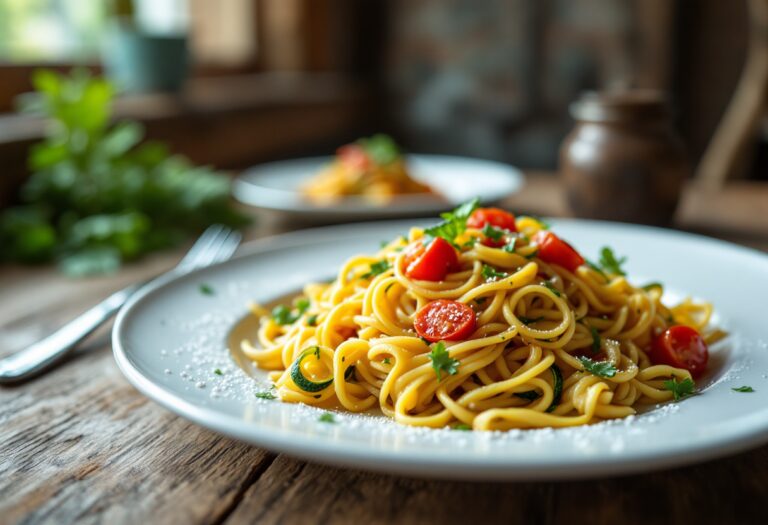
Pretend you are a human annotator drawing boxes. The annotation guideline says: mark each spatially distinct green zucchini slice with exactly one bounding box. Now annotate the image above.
[290,346,333,393]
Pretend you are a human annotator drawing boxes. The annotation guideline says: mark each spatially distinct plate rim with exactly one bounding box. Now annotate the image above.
[112,218,768,480]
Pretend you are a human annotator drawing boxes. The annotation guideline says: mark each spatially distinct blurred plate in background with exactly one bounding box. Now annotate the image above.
[233,154,524,220]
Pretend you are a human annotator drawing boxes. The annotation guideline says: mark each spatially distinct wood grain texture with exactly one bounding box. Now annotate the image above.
[2,178,768,525]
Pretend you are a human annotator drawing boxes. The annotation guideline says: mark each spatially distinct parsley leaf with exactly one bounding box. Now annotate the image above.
[271,298,311,325]
[255,391,277,400]
[362,259,391,279]
[452,423,472,431]
[664,377,696,400]
[318,412,336,423]
[597,247,627,276]
[482,264,508,281]
[356,134,400,165]
[542,281,562,297]
[577,356,617,378]
[307,314,318,326]
[199,283,215,296]
[641,282,664,291]
[383,357,391,365]
[428,341,460,381]
[481,223,506,241]
[585,260,607,279]
[214,368,223,376]
[423,198,480,245]
[732,385,755,393]
[502,238,517,253]
[590,326,601,353]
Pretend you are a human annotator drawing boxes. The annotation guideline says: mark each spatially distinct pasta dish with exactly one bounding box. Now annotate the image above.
[301,134,435,203]
[242,201,722,430]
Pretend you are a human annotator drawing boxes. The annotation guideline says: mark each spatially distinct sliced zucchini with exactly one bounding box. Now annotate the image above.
[546,364,563,413]
[290,346,333,393]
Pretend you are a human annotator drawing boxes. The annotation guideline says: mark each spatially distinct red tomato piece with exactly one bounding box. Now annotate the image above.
[414,300,477,342]
[337,144,370,170]
[467,208,518,247]
[404,238,460,281]
[650,325,709,378]
[532,231,585,272]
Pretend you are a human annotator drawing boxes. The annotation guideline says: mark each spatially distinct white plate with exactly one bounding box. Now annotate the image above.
[233,155,524,220]
[113,219,768,480]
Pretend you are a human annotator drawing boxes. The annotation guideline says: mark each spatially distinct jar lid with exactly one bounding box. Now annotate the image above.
[570,90,671,122]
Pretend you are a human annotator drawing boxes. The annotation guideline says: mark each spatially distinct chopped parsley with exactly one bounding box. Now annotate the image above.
[271,298,311,325]
[423,198,480,246]
[585,260,607,279]
[428,341,460,381]
[542,281,562,297]
[641,282,664,291]
[481,223,506,241]
[452,423,472,431]
[518,315,544,325]
[595,247,627,276]
[383,357,391,365]
[199,283,215,296]
[577,356,617,378]
[732,385,755,393]
[462,238,478,249]
[482,264,508,281]
[213,368,223,376]
[663,377,696,400]
[590,326,601,353]
[255,391,277,400]
[307,314,319,327]
[502,238,517,253]
[524,250,539,260]
[362,259,391,279]
[357,134,400,165]
[318,412,336,423]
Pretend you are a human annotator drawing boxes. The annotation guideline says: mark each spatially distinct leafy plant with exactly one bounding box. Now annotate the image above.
[0,69,248,275]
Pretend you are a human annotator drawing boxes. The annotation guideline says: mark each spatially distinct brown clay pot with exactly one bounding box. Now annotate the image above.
[560,90,690,225]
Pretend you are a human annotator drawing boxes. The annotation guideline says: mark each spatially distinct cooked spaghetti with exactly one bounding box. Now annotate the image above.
[242,201,722,430]
[301,134,434,203]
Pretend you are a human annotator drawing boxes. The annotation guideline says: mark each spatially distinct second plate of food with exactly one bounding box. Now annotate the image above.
[113,208,768,480]
[233,136,523,220]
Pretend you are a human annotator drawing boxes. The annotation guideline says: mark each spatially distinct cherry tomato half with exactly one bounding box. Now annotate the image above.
[532,231,585,272]
[414,299,477,342]
[467,208,518,247]
[650,325,709,378]
[337,144,370,170]
[404,238,460,281]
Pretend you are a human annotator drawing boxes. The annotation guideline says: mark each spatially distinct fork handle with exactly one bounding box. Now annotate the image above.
[0,283,141,384]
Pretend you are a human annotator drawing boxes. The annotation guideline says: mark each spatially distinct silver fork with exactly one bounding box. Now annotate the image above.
[0,225,242,384]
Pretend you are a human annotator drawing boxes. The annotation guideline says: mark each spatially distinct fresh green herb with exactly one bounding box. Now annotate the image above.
[502,239,517,253]
[428,341,460,381]
[307,314,319,327]
[524,250,539,260]
[597,247,627,276]
[344,365,356,381]
[362,259,391,279]
[383,357,391,365]
[318,412,336,424]
[452,423,472,431]
[577,356,617,378]
[482,264,508,281]
[514,390,541,401]
[213,368,223,376]
[664,378,697,400]
[0,69,247,275]
[199,283,215,296]
[481,223,506,241]
[518,315,544,325]
[272,298,311,325]
[732,385,755,393]
[546,365,563,412]
[641,282,664,291]
[585,260,608,279]
[542,281,562,297]
[590,326,601,353]
[423,198,480,245]
[255,391,277,400]
[462,238,478,249]
[356,134,400,165]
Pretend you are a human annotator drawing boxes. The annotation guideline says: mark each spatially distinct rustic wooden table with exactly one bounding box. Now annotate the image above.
[2,174,768,525]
